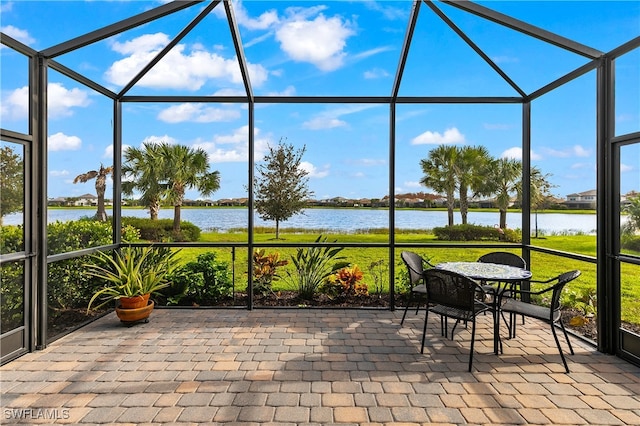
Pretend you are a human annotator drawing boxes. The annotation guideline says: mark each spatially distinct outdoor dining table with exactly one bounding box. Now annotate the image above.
[434,261,533,354]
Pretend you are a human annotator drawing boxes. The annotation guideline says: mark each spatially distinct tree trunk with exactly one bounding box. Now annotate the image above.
[173,204,181,233]
[150,201,159,220]
[459,188,468,225]
[95,180,108,222]
[499,209,507,230]
[275,220,280,240]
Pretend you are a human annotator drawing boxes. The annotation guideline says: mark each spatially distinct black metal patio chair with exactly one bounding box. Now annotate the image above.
[399,251,435,325]
[421,268,493,372]
[478,251,528,331]
[498,270,581,373]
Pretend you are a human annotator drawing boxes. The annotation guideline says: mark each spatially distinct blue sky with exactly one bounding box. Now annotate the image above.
[1,0,639,202]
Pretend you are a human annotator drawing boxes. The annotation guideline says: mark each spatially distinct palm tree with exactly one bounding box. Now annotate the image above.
[420,145,458,226]
[122,143,166,220]
[158,143,221,233]
[487,158,522,230]
[73,164,113,221]
[455,145,492,225]
[516,166,556,238]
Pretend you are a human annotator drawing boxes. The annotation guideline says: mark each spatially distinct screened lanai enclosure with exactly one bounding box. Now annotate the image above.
[1,0,639,366]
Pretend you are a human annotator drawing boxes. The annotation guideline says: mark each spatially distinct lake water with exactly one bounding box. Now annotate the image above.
[3,208,607,235]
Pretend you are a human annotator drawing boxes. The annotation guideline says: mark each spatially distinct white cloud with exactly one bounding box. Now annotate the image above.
[141,135,178,145]
[275,13,355,71]
[267,85,296,96]
[354,158,386,166]
[411,127,465,145]
[363,68,390,79]
[103,144,132,160]
[1,83,93,121]
[1,25,35,45]
[303,116,347,130]
[501,147,543,161]
[542,144,591,158]
[572,145,590,157]
[105,33,268,90]
[299,161,330,178]
[230,0,279,30]
[621,163,633,172]
[492,55,519,64]
[48,132,81,151]
[303,104,378,130]
[194,125,270,163]
[405,181,422,188]
[157,104,241,123]
[50,170,69,177]
[571,162,592,170]
[363,1,408,20]
[352,46,393,61]
[111,32,169,55]
[48,82,92,118]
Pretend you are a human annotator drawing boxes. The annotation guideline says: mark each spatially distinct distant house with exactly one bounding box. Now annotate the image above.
[565,190,597,209]
[48,197,69,207]
[74,194,99,207]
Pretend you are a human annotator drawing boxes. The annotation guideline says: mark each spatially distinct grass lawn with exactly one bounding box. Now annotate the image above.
[165,230,639,327]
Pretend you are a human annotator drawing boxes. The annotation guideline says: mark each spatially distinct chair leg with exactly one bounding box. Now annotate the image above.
[421,309,430,354]
[550,322,570,373]
[401,291,416,325]
[558,321,574,355]
[468,319,477,372]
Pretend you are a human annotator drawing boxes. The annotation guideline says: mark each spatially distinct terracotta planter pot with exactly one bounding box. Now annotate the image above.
[119,293,150,309]
[115,300,154,323]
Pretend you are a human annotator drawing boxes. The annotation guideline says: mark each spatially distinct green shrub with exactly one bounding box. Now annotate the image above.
[621,235,640,253]
[0,224,24,254]
[433,224,521,242]
[285,235,350,300]
[1,260,24,332]
[163,252,233,305]
[121,217,200,242]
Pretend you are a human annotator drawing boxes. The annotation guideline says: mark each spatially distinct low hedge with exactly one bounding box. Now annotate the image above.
[432,224,521,242]
[121,217,200,242]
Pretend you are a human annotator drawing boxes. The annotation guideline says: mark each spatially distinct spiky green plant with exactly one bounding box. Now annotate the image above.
[286,235,349,300]
[86,246,180,311]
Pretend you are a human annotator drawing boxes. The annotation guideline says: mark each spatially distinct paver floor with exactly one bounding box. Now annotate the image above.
[2,309,640,425]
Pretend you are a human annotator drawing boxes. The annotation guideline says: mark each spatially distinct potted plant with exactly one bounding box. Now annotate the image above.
[86,246,180,323]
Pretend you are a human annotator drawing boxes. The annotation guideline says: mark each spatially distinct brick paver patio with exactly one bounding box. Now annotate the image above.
[2,309,640,424]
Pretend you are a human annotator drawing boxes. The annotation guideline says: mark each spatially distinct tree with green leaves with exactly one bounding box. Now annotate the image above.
[486,157,522,230]
[420,145,458,226]
[623,193,640,235]
[122,142,167,220]
[73,164,113,222]
[455,145,492,225]
[0,145,24,225]
[157,143,221,234]
[517,166,556,238]
[254,141,313,239]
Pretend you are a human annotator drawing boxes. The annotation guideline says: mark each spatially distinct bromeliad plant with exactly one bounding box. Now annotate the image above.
[286,235,350,300]
[86,246,181,311]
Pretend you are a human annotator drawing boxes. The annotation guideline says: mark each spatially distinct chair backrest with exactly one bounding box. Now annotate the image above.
[478,251,526,269]
[424,268,479,311]
[549,270,582,317]
[401,251,427,286]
